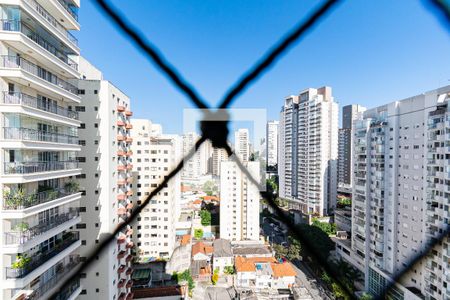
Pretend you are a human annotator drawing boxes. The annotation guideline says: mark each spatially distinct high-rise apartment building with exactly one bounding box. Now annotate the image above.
[0,1,82,299]
[212,147,228,176]
[266,121,279,168]
[350,86,450,299]
[235,128,250,162]
[130,119,181,260]
[338,104,366,187]
[278,87,338,216]
[181,132,212,178]
[76,57,134,300]
[220,160,260,241]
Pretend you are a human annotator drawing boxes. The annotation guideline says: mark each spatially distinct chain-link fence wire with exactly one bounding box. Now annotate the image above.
[47,0,450,299]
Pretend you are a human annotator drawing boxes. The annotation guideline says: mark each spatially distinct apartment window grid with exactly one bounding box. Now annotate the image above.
[47,1,450,299]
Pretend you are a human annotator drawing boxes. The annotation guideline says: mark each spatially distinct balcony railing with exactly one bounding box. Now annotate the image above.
[4,209,79,245]
[2,92,79,119]
[5,231,79,278]
[0,20,78,70]
[54,277,81,300]
[56,0,79,21]
[3,187,78,210]
[4,160,79,174]
[23,0,78,47]
[26,256,80,300]
[4,127,79,144]
[0,56,78,95]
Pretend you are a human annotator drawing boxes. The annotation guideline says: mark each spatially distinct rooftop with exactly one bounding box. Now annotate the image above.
[213,239,233,257]
[233,244,272,256]
[180,234,191,246]
[271,262,297,278]
[192,241,213,256]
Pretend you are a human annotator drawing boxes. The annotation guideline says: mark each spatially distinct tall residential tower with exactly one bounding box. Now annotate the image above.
[0,1,82,299]
[278,87,338,216]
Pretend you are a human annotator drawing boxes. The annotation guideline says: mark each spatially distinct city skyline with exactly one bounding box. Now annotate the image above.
[77,0,450,133]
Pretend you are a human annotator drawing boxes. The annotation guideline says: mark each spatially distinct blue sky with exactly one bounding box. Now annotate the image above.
[77,0,450,134]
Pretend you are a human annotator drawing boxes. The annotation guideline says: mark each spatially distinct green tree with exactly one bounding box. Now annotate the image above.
[202,180,218,196]
[312,219,336,236]
[199,210,211,226]
[212,268,219,285]
[224,265,235,275]
[286,237,301,261]
[194,228,203,239]
[273,243,288,259]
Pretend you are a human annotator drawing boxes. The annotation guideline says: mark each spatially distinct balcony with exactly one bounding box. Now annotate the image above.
[117,165,126,171]
[118,293,126,300]
[125,124,133,130]
[126,191,133,196]
[2,185,79,210]
[126,241,133,249]
[117,105,125,112]
[117,265,126,274]
[125,111,132,117]
[0,20,78,71]
[0,56,78,95]
[3,127,78,145]
[55,0,79,22]
[1,92,78,119]
[23,0,78,48]
[117,250,126,259]
[117,135,125,141]
[117,194,126,201]
[4,209,79,245]
[5,231,79,278]
[26,255,80,300]
[117,151,126,156]
[126,292,134,300]
[117,235,126,244]
[126,137,133,143]
[117,179,126,186]
[125,255,132,263]
[117,120,125,127]
[117,279,125,288]
[118,207,127,215]
[126,164,133,170]
[126,280,133,288]
[126,268,133,275]
[4,160,79,174]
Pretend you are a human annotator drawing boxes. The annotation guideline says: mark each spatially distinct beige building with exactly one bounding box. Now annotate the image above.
[131,119,182,260]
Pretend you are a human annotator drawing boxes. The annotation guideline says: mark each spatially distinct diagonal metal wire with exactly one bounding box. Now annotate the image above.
[48,136,207,299]
[218,0,341,109]
[223,143,356,299]
[93,0,209,109]
[427,0,450,28]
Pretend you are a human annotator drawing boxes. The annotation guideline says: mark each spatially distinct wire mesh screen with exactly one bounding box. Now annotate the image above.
[46,0,450,299]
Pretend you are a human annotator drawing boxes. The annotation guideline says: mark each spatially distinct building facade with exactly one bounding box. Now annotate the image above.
[131,119,181,260]
[235,128,250,162]
[278,87,338,216]
[351,86,450,299]
[212,147,227,176]
[266,121,279,168]
[338,104,366,187]
[76,57,134,300]
[0,1,82,299]
[181,132,212,178]
[220,160,260,241]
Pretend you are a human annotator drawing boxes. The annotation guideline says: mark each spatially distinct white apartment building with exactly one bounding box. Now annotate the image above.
[130,119,181,260]
[181,132,211,179]
[76,57,134,300]
[220,160,260,241]
[0,1,82,299]
[235,128,250,162]
[350,86,450,299]
[266,121,278,168]
[278,87,338,216]
[338,104,366,188]
[212,147,227,176]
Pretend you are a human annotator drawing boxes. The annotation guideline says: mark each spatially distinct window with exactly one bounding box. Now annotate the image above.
[79,123,85,129]
[78,89,85,95]
[94,123,98,128]
[94,140,99,145]
[76,223,87,229]
[94,90,98,94]
[77,157,86,163]
[94,106,98,111]
[78,140,86,146]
